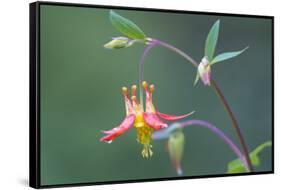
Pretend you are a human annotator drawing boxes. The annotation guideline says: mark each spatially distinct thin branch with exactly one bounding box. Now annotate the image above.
[153,119,250,171]
[139,43,157,107]
[211,81,254,171]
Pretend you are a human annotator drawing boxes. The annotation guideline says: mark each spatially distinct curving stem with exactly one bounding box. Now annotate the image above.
[153,119,250,171]
[179,120,250,171]
[139,42,157,108]
[211,81,253,171]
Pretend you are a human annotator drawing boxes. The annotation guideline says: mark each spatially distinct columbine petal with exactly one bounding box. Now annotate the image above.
[143,112,168,130]
[157,111,195,121]
[122,87,134,116]
[100,114,135,143]
[142,81,156,113]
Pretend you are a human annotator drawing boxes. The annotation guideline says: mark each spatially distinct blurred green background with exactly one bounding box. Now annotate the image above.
[40,4,272,186]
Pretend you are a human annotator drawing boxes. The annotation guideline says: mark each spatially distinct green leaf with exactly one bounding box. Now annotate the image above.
[251,141,272,159]
[205,20,220,61]
[210,47,249,65]
[227,141,272,174]
[109,10,146,40]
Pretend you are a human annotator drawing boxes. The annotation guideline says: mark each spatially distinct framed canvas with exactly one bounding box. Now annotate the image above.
[29,1,274,188]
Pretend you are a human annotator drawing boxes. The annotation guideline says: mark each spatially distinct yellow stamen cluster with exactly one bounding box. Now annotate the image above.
[136,123,153,158]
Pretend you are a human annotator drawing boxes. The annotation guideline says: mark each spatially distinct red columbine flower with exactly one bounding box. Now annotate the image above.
[100,81,194,158]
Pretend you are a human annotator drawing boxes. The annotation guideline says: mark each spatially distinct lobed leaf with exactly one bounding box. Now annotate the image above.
[227,141,272,174]
[109,10,146,40]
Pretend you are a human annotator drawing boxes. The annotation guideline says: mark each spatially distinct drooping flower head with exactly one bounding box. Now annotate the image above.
[100,81,194,158]
[196,56,211,86]
[194,20,248,86]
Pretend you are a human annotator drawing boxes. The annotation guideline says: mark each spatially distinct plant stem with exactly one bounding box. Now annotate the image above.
[153,119,249,171]
[153,39,198,67]
[139,43,157,108]
[143,38,253,171]
[211,81,254,171]
[180,119,249,171]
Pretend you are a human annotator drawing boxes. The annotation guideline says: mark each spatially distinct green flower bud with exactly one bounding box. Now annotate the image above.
[104,37,134,49]
[168,129,185,175]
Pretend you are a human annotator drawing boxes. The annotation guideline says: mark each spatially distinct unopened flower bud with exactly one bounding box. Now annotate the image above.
[104,37,134,49]
[168,129,185,175]
[197,56,211,86]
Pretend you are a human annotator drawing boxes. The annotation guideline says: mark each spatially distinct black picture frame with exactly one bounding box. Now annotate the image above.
[29,1,274,188]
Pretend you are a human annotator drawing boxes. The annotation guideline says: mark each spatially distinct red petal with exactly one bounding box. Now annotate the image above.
[100,114,135,143]
[143,112,168,130]
[157,111,195,121]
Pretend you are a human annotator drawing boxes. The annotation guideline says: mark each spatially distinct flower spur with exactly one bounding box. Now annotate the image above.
[100,81,194,158]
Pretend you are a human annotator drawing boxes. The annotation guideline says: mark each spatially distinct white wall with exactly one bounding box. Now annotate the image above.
[0,0,279,189]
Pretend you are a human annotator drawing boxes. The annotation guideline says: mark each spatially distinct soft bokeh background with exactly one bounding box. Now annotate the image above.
[40,4,272,186]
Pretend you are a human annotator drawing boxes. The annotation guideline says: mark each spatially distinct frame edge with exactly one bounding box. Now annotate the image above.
[29,1,41,189]
[28,1,274,188]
